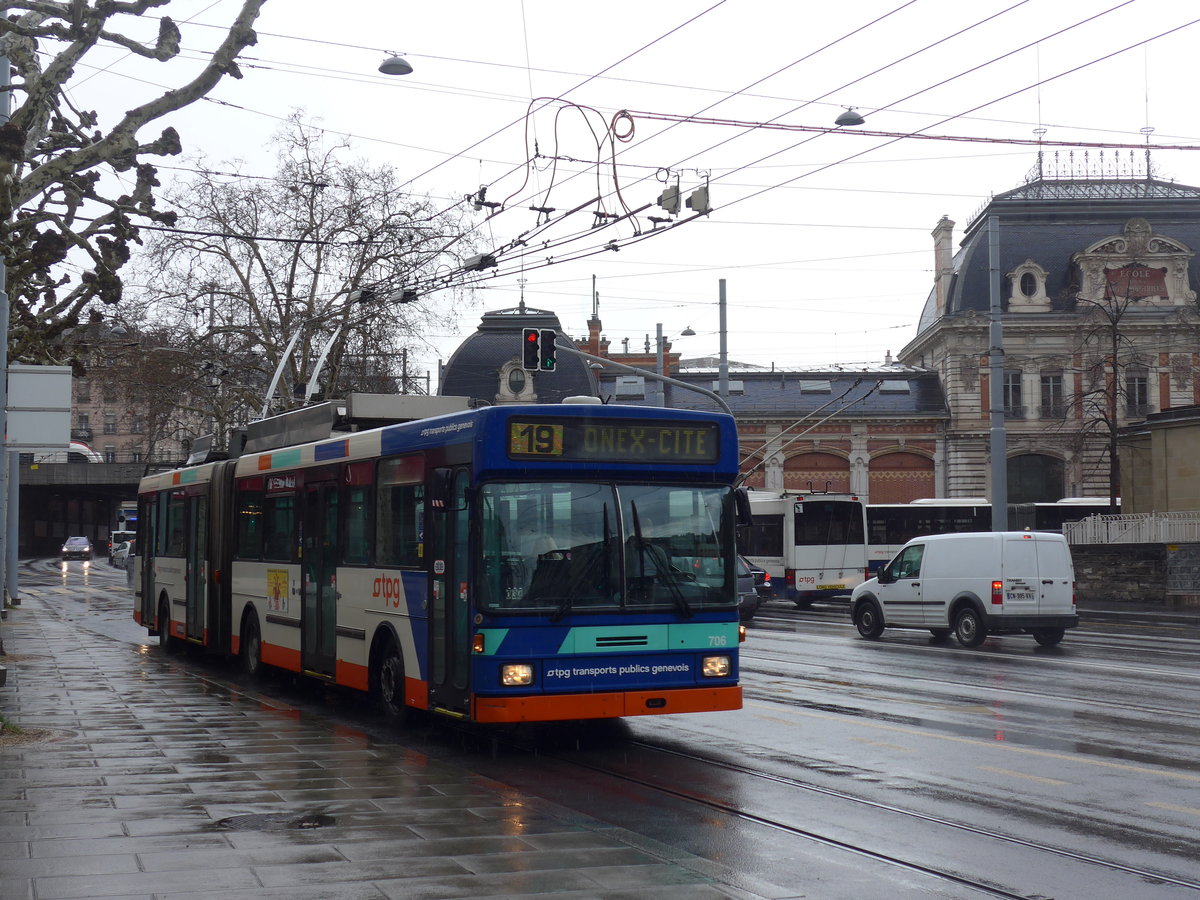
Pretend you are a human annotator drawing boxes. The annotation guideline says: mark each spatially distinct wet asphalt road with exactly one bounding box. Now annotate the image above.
[6,559,1200,899]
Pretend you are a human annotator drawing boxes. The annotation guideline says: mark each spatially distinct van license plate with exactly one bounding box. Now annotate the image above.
[1007,591,1034,601]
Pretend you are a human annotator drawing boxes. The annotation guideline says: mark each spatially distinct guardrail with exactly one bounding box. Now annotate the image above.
[1065,512,1200,544]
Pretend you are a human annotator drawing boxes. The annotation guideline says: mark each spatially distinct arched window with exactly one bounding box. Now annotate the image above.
[1007,454,1064,504]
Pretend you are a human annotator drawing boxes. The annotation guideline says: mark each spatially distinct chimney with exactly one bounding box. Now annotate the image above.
[587,314,602,356]
[932,215,955,317]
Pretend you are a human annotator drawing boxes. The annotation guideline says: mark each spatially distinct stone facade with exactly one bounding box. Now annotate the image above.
[899,172,1200,504]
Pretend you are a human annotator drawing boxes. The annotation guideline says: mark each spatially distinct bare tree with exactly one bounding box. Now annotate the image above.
[133,115,476,418]
[0,0,267,364]
[1068,278,1153,512]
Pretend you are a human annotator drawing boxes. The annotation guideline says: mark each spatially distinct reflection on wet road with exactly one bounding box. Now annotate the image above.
[26,562,1200,899]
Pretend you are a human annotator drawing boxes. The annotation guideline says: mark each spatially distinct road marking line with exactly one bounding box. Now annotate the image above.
[978,765,1069,786]
[851,737,915,753]
[1147,801,1200,816]
[747,700,1200,784]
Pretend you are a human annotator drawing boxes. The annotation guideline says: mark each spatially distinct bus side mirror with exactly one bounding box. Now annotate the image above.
[734,487,752,527]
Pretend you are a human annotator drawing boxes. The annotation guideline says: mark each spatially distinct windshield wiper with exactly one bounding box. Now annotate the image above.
[630,502,692,618]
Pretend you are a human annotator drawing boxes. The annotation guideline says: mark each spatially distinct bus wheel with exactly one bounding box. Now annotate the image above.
[1032,628,1064,647]
[954,607,987,648]
[854,600,884,639]
[241,615,263,679]
[793,599,815,610]
[158,599,177,654]
[376,642,408,724]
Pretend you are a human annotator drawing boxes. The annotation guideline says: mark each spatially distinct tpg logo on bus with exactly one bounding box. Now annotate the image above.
[373,575,405,608]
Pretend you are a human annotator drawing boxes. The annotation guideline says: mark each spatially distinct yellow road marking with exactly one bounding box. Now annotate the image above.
[747,700,1200,783]
[1147,801,1200,816]
[851,737,915,753]
[978,765,1069,786]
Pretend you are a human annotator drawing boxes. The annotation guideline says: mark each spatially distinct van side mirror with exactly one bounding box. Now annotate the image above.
[877,565,894,585]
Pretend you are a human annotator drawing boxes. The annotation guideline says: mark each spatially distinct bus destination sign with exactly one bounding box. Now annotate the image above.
[508,418,719,463]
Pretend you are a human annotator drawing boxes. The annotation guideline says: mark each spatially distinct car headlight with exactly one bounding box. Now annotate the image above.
[701,655,732,678]
[500,663,534,686]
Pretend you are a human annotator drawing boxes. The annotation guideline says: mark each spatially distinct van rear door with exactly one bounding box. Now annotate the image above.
[1034,536,1074,614]
[1001,535,1040,617]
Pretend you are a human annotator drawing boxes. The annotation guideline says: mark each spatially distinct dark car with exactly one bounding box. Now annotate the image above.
[741,556,772,599]
[61,536,93,561]
[736,555,760,621]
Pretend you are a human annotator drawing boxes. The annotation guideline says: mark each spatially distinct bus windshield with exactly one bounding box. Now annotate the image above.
[478,482,735,615]
[793,499,865,546]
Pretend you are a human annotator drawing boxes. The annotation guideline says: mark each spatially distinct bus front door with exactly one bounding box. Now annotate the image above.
[427,467,471,718]
[138,497,157,629]
[185,495,207,643]
[302,482,339,679]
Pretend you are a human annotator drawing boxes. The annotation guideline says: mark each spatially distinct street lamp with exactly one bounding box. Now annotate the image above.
[835,107,866,127]
[379,54,414,76]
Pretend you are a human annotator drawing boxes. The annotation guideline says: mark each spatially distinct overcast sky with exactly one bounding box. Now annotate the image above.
[68,0,1200,387]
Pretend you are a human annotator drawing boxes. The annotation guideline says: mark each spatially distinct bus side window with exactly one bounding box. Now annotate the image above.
[263,493,296,562]
[236,485,264,560]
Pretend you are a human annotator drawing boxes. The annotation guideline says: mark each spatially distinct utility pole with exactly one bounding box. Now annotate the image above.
[1,51,12,627]
[988,216,1008,530]
[718,279,729,399]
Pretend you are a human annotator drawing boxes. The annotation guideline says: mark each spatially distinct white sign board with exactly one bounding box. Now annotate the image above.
[7,364,72,450]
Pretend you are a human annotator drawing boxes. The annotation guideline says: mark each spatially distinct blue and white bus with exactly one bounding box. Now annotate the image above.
[134,399,746,724]
[740,490,869,607]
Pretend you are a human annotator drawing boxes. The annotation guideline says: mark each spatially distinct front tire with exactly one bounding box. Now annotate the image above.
[954,607,986,648]
[1032,627,1065,647]
[241,614,263,679]
[376,641,408,724]
[854,600,885,639]
[157,599,177,654]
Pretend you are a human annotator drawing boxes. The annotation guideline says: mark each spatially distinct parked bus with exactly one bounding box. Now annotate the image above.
[740,490,868,607]
[133,398,747,724]
[1009,498,1115,533]
[866,498,992,574]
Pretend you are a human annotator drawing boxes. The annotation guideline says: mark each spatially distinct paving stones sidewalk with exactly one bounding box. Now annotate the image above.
[0,591,757,900]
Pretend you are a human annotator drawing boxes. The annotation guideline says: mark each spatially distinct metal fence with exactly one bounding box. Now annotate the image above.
[1065,512,1200,545]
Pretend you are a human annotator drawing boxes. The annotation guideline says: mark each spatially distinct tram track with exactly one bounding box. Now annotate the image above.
[544,735,1200,898]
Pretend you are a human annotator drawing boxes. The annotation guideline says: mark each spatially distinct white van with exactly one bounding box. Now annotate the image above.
[850,531,1078,648]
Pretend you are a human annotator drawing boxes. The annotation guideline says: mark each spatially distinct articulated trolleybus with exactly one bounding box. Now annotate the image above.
[133,396,745,724]
[740,490,868,607]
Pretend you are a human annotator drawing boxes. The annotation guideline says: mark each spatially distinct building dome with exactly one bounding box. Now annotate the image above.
[438,306,596,404]
[914,176,1200,339]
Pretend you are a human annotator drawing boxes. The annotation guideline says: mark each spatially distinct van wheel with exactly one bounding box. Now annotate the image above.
[953,607,986,648]
[1032,628,1064,647]
[929,629,951,641]
[854,600,884,639]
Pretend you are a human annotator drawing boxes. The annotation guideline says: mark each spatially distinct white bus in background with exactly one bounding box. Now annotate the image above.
[866,498,993,576]
[740,490,868,608]
[31,440,103,464]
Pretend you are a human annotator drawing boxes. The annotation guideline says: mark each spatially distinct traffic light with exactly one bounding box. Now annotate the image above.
[686,185,711,214]
[656,184,680,214]
[522,327,540,370]
[539,328,557,371]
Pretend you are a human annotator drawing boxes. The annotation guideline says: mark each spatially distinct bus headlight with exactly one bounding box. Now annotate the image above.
[701,655,731,678]
[501,664,534,686]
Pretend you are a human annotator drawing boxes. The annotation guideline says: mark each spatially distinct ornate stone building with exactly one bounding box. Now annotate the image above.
[899,162,1200,502]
